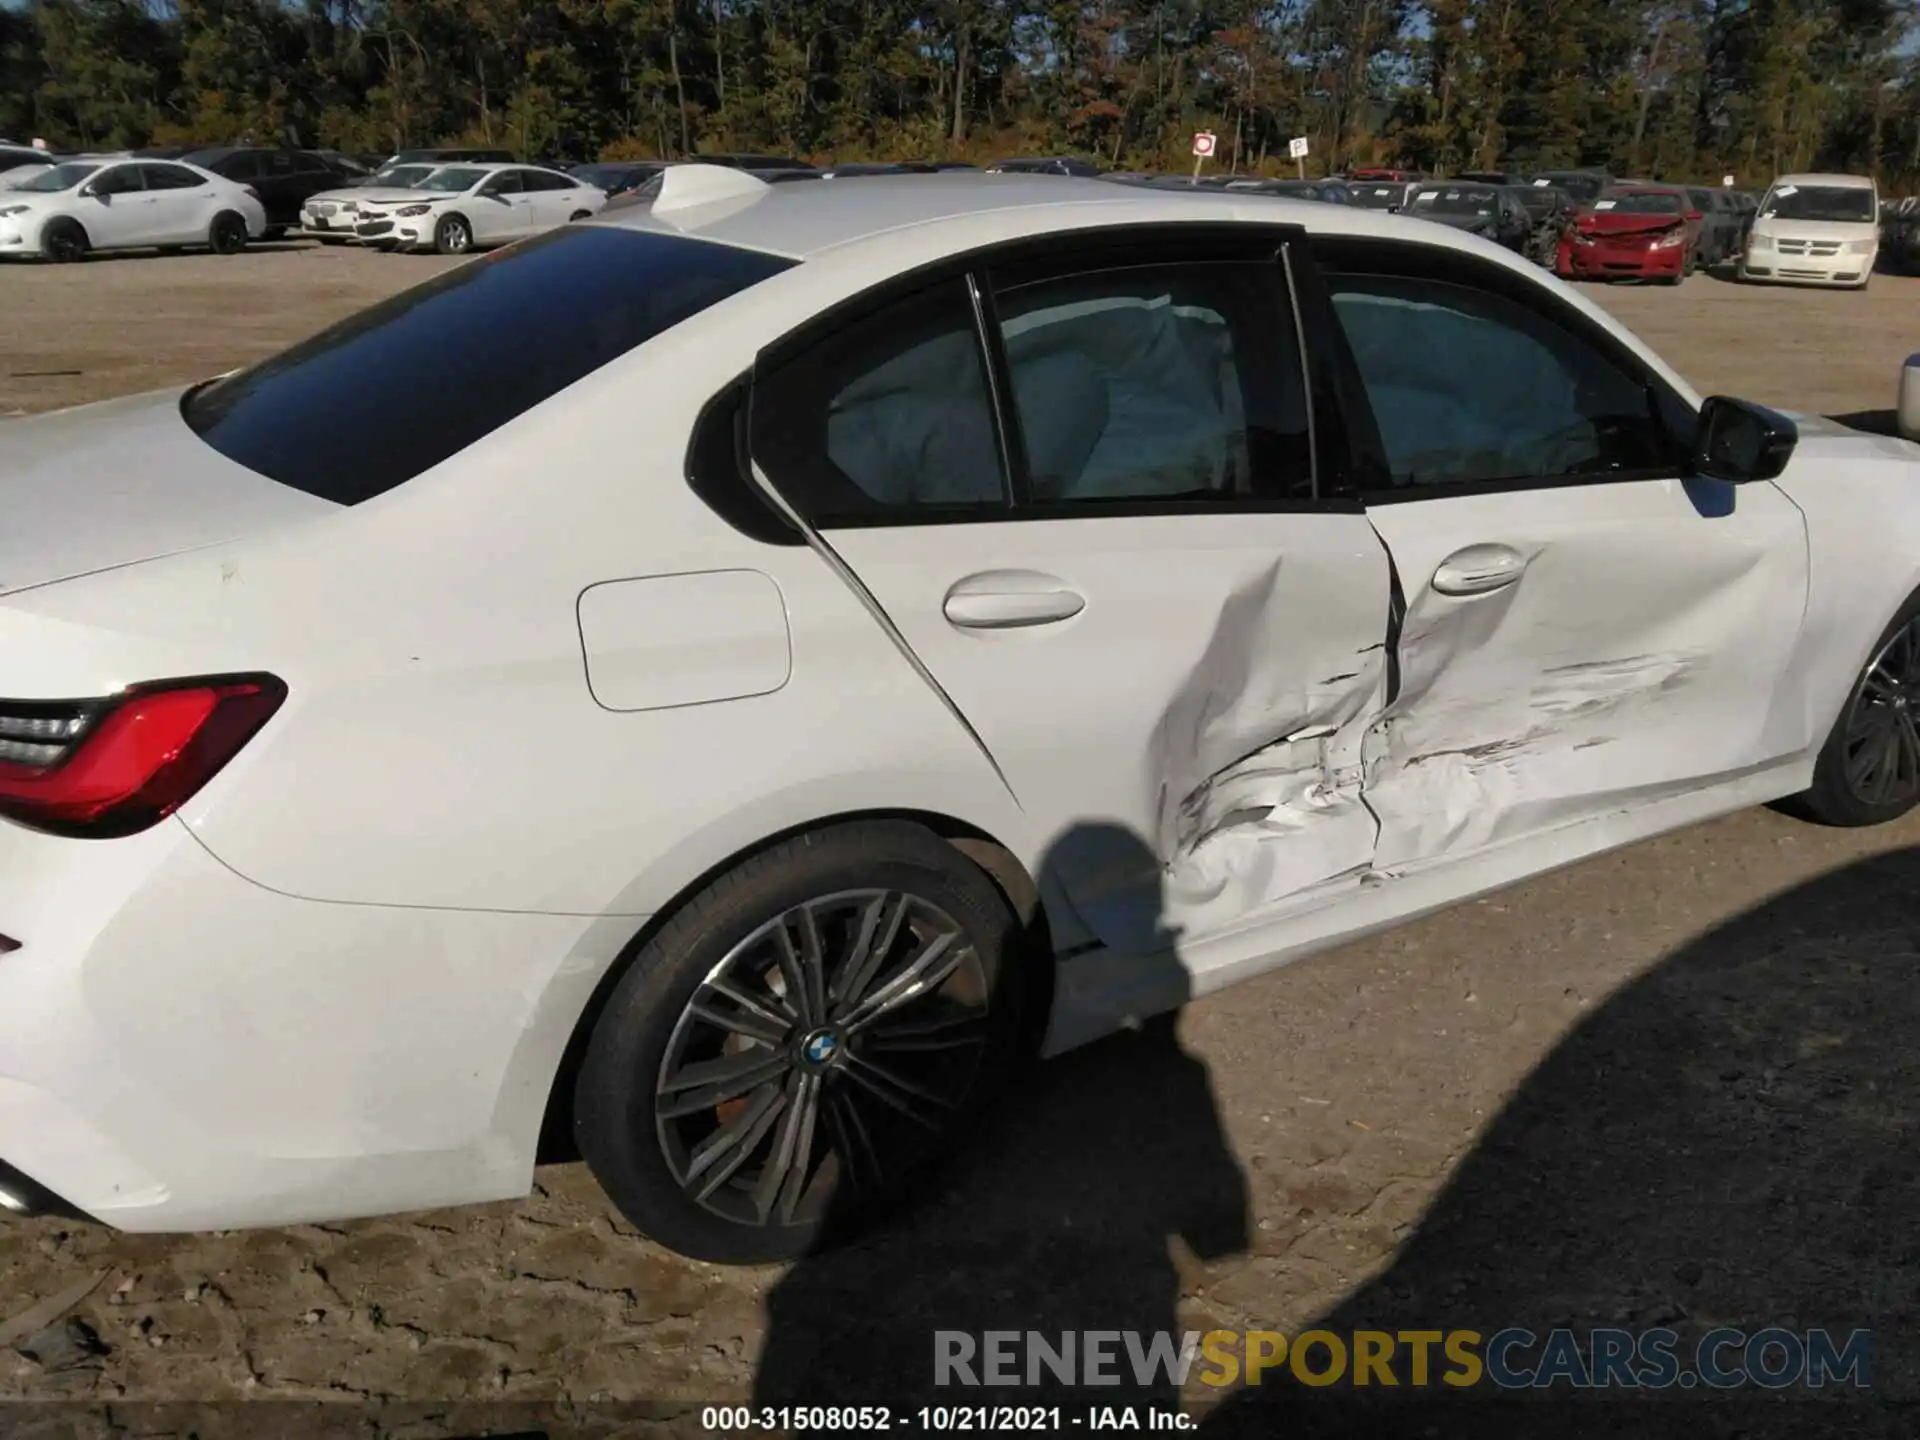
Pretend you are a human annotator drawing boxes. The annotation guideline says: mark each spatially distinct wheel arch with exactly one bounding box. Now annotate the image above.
[533,806,1058,1165]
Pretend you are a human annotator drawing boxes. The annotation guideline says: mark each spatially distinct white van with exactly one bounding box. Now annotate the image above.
[1740,172,1879,289]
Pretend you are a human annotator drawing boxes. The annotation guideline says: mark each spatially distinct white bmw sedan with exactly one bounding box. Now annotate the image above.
[0,158,266,261]
[296,162,444,244]
[3,167,1919,1262]
[350,162,608,253]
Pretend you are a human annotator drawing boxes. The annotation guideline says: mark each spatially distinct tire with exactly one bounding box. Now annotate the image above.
[39,219,88,263]
[433,214,473,255]
[568,209,592,222]
[573,820,1025,1264]
[209,211,248,255]
[1796,591,1920,826]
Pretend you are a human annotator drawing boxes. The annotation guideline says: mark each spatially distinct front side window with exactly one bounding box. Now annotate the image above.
[90,165,144,196]
[752,278,1007,523]
[184,226,794,504]
[991,260,1309,503]
[1324,273,1675,489]
[481,171,526,195]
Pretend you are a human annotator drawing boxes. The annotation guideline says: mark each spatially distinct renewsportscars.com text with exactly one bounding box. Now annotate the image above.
[935,1327,1872,1390]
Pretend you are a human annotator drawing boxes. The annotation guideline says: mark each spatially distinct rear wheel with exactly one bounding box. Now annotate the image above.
[39,219,88,263]
[209,211,248,255]
[1798,594,1920,826]
[573,820,1024,1264]
[568,209,592,222]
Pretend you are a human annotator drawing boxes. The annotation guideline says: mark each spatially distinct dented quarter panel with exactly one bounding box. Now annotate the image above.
[1360,475,1811,871]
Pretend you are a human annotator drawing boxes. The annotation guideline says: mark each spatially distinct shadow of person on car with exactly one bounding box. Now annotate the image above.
[1199,846,1920,1439]
[751,821,1250,1420]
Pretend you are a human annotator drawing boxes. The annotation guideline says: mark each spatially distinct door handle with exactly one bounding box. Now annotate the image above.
[1431,543,1529,597]
[942,571,1086,629]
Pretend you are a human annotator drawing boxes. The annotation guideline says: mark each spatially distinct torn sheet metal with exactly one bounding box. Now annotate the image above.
[1359,478,1810,872]
[825,513,1390,956]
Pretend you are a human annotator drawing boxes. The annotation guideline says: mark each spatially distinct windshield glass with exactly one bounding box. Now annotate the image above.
[1411,186,1498,216]
[371,165,436,188]
[1349,184,1407,209]
[1762,184,1875,223]
[418,167,486,193]
[1539,173,1604,204]
[16,162,100,193]
[1596,191,1683,214]
[183,226,794,505]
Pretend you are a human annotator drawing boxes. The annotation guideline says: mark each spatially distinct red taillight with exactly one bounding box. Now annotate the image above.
[0,675,285,838]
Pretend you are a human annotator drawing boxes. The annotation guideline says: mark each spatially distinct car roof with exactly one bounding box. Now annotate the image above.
[1770,172,1875,188]
[594,166,1481,262]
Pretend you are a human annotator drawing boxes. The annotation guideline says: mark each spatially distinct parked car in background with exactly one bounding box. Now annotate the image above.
[987,156,1104,176]
[1740,172,1879,290]
[315,150,372,178]
[1880,196,1920,274]
[1402,182,1533,251]
[1556,184,1697,284]
[351,162,607,254]
[692,153,816,172]
[818,161,977,177]
[1511,184,1574,267]
[182,147,351,236]
[0,157,265,261]
[1685,186,1745,268]
[380,147,515,169]
[1530,169,1612,206]
[0,145,57,183]
[1225,177,1354,204]
[298,164,445,244]
[1346,179,1417,211]
[570,161,666,198]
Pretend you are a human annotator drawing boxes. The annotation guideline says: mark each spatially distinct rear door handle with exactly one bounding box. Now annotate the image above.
[1431,543,1529,597]
[942,571,1086,629]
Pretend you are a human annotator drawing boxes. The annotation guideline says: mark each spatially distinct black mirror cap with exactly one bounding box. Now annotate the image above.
[1693,395,1798,484]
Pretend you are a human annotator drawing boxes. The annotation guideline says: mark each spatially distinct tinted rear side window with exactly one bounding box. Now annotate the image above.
[183,225,794,504]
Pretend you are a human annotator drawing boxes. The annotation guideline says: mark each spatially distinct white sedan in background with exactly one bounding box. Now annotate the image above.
[6,167,1920,1265]
[296,162,444,244]
[0,158,265,261]
[350,162,608,253]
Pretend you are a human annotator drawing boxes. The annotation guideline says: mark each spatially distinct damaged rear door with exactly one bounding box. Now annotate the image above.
[1304,238,1811,871]
[749,226,1393,954]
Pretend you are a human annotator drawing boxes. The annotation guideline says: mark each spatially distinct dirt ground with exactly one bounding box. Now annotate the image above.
[3,246,1920,1433]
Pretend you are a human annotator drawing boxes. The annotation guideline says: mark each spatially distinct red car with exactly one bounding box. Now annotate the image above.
[1556,184,1701,283]
[1348,167,1419,183]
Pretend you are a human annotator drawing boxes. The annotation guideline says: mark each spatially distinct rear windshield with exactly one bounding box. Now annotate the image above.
[183,226,794,504]
[1411,186,1498,215]
[1537,173,1605,204]
[1348,184,1407,209]
[1761,184,1875,223]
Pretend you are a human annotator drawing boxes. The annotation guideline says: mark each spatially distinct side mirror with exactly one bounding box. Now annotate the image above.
[1693,396,1797,483]
[78,183,100,199]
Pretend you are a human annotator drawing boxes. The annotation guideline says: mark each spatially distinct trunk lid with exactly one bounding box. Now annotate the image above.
[0,389,338,597]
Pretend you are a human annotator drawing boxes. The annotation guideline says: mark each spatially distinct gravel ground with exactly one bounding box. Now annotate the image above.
[3,245,1919,1436]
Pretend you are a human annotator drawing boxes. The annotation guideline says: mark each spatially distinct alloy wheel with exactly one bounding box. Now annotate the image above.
[1842,615,1920,808]
[653,889,991,1230]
